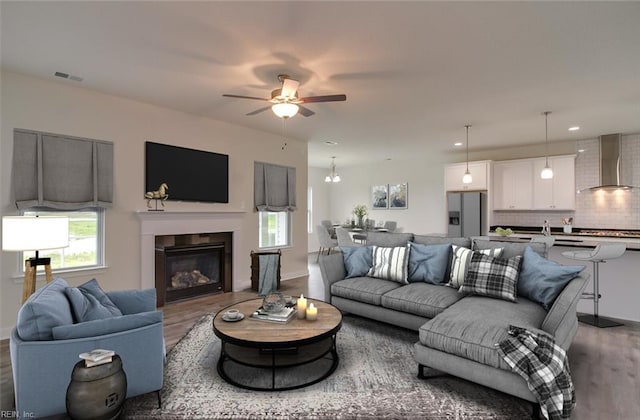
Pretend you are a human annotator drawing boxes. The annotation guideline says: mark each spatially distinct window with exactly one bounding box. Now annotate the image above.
[22,209,104,271]
[307,186,313,234]
[258,211,291,249]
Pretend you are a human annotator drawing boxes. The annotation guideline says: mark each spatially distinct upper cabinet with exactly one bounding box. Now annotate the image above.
[493,155,576,211]
[532,155,576,210]
[444,161,490,191]
[492,160,534,210]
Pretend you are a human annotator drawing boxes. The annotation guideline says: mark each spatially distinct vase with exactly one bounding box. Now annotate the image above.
[357,216,365,229]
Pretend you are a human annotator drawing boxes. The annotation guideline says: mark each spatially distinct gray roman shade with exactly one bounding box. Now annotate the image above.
[254,162,296,212]
[12,129,114,210]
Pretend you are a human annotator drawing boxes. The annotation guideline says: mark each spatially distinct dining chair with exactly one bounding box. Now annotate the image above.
[316,225,339,262]
[336,227,360,247]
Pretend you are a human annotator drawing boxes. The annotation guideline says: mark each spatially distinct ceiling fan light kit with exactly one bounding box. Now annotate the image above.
[462,124,473,184]
[223,74,346,119]
[541,111,554,180]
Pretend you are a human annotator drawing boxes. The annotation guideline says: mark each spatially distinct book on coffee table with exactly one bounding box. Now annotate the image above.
[250,306,296,323]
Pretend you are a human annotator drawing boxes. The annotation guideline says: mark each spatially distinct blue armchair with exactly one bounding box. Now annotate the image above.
[9,278,164,418]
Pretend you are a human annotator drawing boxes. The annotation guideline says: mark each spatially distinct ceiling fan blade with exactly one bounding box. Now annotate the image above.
[281,78,300,99]
[298,105,315,117]
[246,106,271,116]
[222,94,269,101]
[300,94,347,103]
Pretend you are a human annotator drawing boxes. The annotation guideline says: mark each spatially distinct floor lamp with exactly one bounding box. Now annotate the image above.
[2,216,69,303]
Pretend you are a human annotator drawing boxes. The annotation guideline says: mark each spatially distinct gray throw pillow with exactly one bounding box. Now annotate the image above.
[65,279,123,322]
[407,242,451,284]
[341,246,373,278]
[519,246,585,310]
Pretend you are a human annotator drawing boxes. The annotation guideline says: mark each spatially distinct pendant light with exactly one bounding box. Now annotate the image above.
[462,125,473,184]
[540,111,554,179]
[325,156,341,183]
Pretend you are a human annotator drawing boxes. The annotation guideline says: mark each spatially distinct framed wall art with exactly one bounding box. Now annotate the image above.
[371,184,388,209]
[389,183,408,209]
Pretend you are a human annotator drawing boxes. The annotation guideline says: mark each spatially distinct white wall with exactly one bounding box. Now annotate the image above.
[0,71,309,338]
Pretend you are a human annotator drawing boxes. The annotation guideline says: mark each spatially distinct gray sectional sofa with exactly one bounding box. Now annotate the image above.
[318,231,588,411]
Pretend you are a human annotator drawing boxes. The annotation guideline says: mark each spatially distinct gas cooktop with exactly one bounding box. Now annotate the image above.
[572,230,640,238]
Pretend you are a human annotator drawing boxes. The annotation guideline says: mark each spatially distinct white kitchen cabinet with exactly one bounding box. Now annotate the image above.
[533,155,576,210]
[444,161,490,191]
[492,160,533,210]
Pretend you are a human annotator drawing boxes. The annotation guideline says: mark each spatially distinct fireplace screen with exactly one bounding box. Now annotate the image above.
[162,244,224,302]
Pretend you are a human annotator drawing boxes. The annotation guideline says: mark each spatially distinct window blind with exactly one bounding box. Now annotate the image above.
[254,161,296,212]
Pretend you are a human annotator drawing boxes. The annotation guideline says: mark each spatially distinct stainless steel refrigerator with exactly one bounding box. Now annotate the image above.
[447,191,487,237]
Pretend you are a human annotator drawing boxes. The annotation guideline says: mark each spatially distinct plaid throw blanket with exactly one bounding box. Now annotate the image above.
[496,326,575,420]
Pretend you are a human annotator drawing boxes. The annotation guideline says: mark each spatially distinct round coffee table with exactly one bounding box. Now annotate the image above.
[212,298,342,391]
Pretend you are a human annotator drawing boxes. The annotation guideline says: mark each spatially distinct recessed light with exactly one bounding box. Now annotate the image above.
[324,141,339,146]
[454,142,463,147]
[568,126,580,132]
[578,149,585,153]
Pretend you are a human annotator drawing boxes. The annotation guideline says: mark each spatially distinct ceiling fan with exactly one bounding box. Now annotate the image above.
[222,74,346,118]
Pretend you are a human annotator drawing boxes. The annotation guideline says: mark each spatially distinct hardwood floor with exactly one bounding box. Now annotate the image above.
[1,254,638,419]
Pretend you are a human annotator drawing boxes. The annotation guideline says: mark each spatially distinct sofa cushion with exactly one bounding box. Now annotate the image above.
[65,279,123,322]
[519,246,586,310]
[107,288,156,314]
[367,246,409,283]
[16,278,73,341]
[331,277,401,306]
[381,283,465,318]
[365,231,413,247]
[460,253,522,302]
[472,239,545,259]
[52,310,162,340]
[407,242,450,284]
[413,235,471,249]
[449,246,503,288]
[418,296,548,371]
[341,246,373,278]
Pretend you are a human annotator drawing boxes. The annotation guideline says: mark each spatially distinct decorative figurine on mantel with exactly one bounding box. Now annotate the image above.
[145,182,169,211]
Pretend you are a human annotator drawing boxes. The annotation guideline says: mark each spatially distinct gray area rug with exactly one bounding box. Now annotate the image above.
[124,313,530,419]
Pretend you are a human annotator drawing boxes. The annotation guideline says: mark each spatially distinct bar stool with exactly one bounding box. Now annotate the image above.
[562,243,626,328]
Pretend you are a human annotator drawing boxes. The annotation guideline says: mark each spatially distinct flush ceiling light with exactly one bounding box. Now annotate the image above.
[271,102,299,119]
[325,156,341,183]
[541,111,554,179]
[568,126,580,132]
[462,125,473,184]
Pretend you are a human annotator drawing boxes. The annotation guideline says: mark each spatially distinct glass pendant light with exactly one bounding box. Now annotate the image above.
[540,111,554,179]
[462,125,473,184]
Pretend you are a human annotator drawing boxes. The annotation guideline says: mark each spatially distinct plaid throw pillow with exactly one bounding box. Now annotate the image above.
[367,246,408,283]
[449,245,503,288]
[460,252,522,302]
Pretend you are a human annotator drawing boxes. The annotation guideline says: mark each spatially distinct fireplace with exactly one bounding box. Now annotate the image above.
[155,232,232,306]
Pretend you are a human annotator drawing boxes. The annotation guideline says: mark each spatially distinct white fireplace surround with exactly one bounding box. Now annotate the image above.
[136,211,245,291]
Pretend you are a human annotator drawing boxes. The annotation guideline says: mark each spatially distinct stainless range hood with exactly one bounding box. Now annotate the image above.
[585,134,635,191]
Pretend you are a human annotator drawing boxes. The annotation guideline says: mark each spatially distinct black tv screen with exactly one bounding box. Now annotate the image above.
[145,141,229,203]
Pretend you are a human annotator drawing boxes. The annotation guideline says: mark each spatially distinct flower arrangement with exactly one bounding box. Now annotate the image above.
[352,204,368,228]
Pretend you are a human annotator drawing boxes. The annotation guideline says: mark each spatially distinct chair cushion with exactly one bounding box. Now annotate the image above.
[367,245,409,283]
[16,278,73,341]
[52,311,162,340]
[473,239,545,259]
[519,246,586,309]
[460,253,522,302]
[407,242,451,284]
[419,296,548,370]
[341,246,373,278]
[331,277,401,306]
[65,279,123,322]
[381,283,465,318]
[449,245,503,288]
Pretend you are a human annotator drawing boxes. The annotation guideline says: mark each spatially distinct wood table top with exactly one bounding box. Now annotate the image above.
[212,298,342,347]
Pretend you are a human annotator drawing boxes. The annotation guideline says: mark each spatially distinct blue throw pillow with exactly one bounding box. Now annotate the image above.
[65,279,123,322]
[407,242,451,284]
[519,246,585,310]
[341,246,373,278]
[17,278,74,340]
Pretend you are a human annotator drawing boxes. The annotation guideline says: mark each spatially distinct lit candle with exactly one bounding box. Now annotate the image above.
[306,302,318,321]
[296,294,307,319]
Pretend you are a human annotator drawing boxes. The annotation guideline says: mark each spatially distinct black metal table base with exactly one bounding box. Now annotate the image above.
[578,314,623,328]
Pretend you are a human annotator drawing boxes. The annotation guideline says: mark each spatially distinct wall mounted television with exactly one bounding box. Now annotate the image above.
[145,141,229,203]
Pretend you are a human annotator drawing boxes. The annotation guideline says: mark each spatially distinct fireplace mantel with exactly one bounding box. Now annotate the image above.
[136,211,245,291]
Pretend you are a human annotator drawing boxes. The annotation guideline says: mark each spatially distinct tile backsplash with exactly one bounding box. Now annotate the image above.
[493,134,640,231]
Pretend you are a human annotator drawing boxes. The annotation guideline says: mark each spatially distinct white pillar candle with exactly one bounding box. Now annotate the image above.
[296,294,307,319]
[306,302,318,321]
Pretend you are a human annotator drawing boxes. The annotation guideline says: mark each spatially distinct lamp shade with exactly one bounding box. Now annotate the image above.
[271,103,299,118]
[2,216,69,251]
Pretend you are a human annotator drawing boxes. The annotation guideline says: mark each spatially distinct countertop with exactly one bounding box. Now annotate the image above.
[487,232,640,251]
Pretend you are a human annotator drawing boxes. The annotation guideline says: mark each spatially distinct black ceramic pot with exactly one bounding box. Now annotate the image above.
[66,355,127,420]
